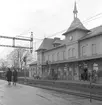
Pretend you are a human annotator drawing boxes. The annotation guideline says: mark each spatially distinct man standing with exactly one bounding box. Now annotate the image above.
[6,68,12,85]
[12,69,18,85]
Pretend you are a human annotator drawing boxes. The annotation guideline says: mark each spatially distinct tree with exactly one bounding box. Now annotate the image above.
[7,48,33,70]
[7,48,26,70]
[0,59,8,71]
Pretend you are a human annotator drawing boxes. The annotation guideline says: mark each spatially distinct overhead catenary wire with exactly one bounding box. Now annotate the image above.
[2,11,101,53]
[34,12,102,43]
[45,12,102,38]
[18,12,102,46]
[82,12,102,24]
[15,12,102,42]
[33,11,102,52]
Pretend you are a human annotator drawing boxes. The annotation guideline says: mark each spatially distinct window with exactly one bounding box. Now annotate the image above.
[93,63,98,71]
[45,56,48,61]
[72,48,75,57]
[43,55,45,62]
[68,49,71,57]
[82,46,86,56]
[52,54,54,61]
[48,55,50,61]
[63,51,66,60]
[57,52,59,61]
[37,54,40,61]
[92,44,96,55]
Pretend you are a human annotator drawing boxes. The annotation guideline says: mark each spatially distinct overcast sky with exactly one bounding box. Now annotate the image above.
[0,0,102,59]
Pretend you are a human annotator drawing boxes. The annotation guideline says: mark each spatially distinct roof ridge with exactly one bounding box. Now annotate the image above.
[90,25,102,30]
[63,17,89,35]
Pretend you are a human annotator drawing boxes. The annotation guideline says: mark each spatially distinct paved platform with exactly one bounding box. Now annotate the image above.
[18,77,102,96]
[20,77,102,86]
[0,80,102,105]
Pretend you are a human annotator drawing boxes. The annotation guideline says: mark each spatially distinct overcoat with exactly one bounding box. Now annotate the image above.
[12,70,18,82]
[6,70,12,82]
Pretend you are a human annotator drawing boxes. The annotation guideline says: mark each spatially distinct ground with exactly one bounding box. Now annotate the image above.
[0,80,102,105]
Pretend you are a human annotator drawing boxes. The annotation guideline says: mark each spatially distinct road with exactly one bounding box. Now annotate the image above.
[0,80,102,105]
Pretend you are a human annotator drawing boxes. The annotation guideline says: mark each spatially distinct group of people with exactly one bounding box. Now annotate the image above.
[6,68,18,85]
[81,68,88,81]
[80,68,98,82]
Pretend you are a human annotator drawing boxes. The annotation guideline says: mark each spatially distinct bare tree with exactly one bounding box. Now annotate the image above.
[7,48,33,70]
[7,48,26,70]
[0,59,8,71]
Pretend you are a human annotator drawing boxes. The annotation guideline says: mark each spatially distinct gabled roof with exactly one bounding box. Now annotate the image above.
[36,37,65,52]
[63,18,89,35]
[79,25,102,40]
[36,38,54,51]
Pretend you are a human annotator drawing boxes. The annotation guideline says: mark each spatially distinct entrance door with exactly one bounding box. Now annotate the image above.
[68,67,73,80]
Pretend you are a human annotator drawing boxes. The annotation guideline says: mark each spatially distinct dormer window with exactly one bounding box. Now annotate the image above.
[53,37,61,47]
[53,43,60,47]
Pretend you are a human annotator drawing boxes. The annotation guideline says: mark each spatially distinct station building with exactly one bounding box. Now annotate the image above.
[36,2,102,82]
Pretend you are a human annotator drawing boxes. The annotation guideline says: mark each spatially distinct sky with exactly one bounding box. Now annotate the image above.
[0,0,102,60]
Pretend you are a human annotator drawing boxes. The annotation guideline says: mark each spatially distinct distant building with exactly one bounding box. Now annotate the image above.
[36,2,102,82]
[29,61,37,78]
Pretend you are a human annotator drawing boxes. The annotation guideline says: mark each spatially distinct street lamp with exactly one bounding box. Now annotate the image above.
[23,56,27,82]
[89,70,93,103]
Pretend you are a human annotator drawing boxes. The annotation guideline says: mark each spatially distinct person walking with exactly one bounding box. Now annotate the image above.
[12,69,18,85]
[6,68,12,85]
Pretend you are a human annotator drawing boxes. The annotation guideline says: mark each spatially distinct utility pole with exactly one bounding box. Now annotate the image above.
[23,55,27,82]
[30,32,33,53]
[24,31,33,82]
[90,71,92,103]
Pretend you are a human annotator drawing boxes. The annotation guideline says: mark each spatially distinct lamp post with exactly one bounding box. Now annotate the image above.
[23,56,27,82]
[89,70,92,103]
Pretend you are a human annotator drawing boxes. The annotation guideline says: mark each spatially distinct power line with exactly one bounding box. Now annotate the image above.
[46,12,102,38]
[82,12,102,23]
[18,13,102,40]
[46,29,66,38]
[31,12,102,52]
[1,11,102,53]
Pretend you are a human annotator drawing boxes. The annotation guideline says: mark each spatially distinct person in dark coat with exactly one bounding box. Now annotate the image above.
[6,68,12,85]
[12,69,18,85]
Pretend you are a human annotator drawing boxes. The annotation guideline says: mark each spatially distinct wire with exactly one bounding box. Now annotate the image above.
[82,12,102,23]
[16,12,102,41]
[1,11,102,55]
[46,12,102,38]
[34,13,102,43]
[46,29,66,38]
[16,35,43,40]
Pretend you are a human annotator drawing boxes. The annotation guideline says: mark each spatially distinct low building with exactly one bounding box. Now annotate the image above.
[29,61,37,78]
[36,2,102,82]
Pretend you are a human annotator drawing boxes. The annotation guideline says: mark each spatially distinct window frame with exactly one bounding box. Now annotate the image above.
[82,46,86,56]
[63,50,66,60]
[68,49,71,57]
[92,44,96,55]
[72,48,75,57]
[57,52,59,61]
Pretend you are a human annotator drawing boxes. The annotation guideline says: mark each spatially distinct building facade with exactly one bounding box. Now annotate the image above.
[36,2,102,82]
[29,61,37,78]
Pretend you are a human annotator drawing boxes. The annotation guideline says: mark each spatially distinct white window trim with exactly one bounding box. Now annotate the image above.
[82,46,86,56]
[68,49,71,57]
[57,52,59,61]
[92,44,96,55]
[72,48,75,57]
